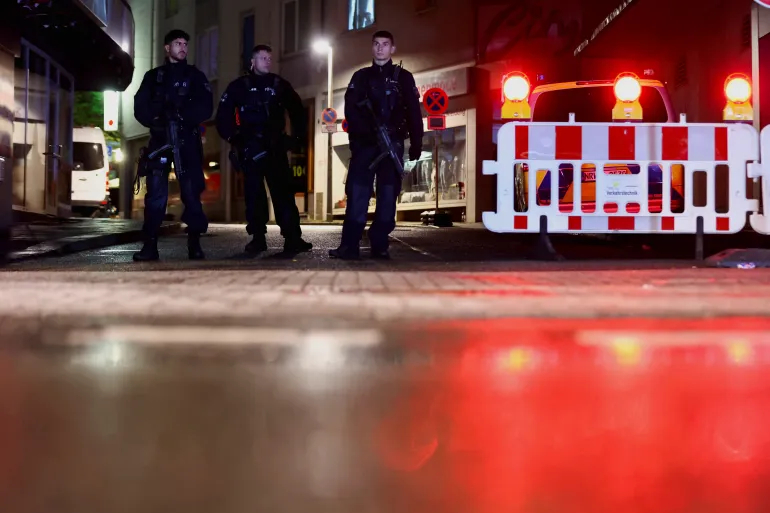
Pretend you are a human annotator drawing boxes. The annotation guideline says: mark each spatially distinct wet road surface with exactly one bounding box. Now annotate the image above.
[2,318,770,512]
[4,224,770,511]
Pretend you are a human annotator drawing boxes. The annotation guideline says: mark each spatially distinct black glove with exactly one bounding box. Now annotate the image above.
[409,146,422,161]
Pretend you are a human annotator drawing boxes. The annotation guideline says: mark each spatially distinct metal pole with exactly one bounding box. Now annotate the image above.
[434,131,440,212]
[326,47,334,221]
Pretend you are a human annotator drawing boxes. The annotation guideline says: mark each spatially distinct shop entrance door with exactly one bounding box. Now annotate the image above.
[13,40,73,215]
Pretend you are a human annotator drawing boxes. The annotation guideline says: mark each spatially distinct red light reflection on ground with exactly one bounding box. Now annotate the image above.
[374,317,770,513]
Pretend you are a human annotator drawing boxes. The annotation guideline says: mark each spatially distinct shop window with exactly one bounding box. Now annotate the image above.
[348,0,374,31]
[402,127,467,205]
[331,127,467,212]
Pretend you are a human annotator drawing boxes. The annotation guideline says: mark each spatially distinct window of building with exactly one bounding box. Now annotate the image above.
[348,0,374,31]
[196,27,219,80]
[241,13,255,73]
[165,0,179,17]
[282,0,311,55]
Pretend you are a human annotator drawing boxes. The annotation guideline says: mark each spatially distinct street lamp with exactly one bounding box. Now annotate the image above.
[314,39,334,221]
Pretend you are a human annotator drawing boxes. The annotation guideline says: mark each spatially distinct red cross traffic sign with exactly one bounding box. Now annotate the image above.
[422,88,449,115]
[322,107,338,124]
[341,119,348,132]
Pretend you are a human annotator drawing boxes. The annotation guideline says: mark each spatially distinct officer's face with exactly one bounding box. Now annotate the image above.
[251,51,272,75]
[165,38,188,62]
[372,37,395,63]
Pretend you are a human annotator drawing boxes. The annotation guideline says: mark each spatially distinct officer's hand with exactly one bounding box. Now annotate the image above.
[409,146,422,161]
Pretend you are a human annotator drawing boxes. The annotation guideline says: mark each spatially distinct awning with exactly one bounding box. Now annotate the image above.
[16,0,134,91]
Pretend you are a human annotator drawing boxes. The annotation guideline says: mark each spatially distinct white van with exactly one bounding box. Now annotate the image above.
[71,126,110,215]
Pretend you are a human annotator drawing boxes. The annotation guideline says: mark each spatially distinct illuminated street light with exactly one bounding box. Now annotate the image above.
[314,38,335,221]
[312,39,331,55]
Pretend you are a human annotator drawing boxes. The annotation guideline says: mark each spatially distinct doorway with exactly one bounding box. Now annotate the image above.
[12,40,74,215]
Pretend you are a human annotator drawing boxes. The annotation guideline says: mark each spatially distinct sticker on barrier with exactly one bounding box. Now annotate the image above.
[482,121,761,235]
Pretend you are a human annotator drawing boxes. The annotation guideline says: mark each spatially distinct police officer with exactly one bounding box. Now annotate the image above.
[329,31,423,260]
[215,44,312,254]
[132,29,213,261]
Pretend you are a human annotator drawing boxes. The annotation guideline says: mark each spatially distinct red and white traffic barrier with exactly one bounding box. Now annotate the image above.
[483,120,760,234]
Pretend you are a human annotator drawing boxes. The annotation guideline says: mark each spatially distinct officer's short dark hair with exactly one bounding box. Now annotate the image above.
[164,29,190,45]
[252,44,273,56]
[372,31,394,45]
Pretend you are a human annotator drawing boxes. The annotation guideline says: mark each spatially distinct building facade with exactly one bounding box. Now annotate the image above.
[2,0,133,247]
[216,0,483,223]
[125,0,766,227]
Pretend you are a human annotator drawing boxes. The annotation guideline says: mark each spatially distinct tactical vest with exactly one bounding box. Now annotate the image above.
[367,65,403,128]
[153,64,194,109]
[235,74,282,132]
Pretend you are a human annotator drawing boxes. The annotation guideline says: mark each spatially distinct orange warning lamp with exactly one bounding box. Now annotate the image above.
[612,72,643,121]
[723,73,753,122]
[501,72,531,120]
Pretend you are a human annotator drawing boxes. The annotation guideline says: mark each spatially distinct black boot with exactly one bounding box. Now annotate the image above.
[188,233,205,260]
[245,234,268,254]
[133,237,159,262]
[370,248,391,260]
[329,245,360,260]
[284,237,313,254]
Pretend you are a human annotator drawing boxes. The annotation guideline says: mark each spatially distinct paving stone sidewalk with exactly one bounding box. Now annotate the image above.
[1,268,769,327]
[2,211,181,262]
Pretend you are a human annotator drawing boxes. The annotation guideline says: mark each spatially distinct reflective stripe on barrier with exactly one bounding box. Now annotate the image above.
[750,126,770,235]
[483,121,760,234]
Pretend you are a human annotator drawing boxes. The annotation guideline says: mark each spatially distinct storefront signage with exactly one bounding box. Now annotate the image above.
[414,67,469,99]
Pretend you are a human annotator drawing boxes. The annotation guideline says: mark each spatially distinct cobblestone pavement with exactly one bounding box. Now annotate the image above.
[2,225,769,333]
[2,267,769,327]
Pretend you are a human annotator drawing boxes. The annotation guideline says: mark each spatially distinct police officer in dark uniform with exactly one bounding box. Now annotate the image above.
[215,44,312,254]
[132,29,213,261]
[330,31,423,260]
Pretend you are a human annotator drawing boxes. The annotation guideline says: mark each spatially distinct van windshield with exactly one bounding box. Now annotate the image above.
[531,85,670,123]
[73,142,105,171]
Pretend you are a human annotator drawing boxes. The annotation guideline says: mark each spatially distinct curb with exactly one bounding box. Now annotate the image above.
[4,222,183,263]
